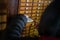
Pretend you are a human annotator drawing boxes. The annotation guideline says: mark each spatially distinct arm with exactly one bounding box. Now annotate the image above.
[6,14,27,40]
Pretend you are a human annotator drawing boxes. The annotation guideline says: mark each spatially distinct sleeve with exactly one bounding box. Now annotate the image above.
[6,14,27,40]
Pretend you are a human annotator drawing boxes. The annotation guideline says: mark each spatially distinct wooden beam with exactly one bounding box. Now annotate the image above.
[8,0,19,16]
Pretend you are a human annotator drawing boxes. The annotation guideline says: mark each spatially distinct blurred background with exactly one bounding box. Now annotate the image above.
[0,0,52,40]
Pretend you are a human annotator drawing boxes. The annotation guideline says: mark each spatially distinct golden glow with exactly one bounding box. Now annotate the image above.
[1,15,7,22]
[18,0,52,37]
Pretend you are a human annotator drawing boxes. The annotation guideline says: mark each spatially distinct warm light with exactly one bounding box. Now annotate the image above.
[18,0,52,37]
